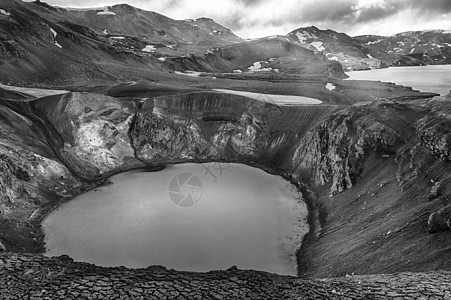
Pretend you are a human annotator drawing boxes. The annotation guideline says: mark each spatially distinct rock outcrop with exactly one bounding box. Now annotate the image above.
[32,92,144,178]
[428,206,451,233]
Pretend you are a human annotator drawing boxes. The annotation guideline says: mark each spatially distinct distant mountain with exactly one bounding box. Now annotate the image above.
[286,26,431,71]
[0,0,449,87]
[35,2,244,55]
[355,30,451,65]
[287,26,386,71]
[0,0,345,86]
[166,36,345,78]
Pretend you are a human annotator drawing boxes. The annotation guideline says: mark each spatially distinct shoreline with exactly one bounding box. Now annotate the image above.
[38,162,311,277]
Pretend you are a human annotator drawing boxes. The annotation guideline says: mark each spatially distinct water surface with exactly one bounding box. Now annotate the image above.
[43,163,309,276]
[346,65,451,95]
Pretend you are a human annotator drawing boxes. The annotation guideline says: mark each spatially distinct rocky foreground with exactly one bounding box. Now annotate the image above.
[1,253,451,300]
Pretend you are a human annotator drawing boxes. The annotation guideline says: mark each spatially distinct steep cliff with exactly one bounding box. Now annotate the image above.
[0,88,450,278]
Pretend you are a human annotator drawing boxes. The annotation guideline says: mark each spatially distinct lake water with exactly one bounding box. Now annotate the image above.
[42,163,309,276]
[346,65,451,96]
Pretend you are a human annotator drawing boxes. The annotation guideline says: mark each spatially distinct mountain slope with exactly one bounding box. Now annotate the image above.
[29,1,243,55]
[0,0,345,86]
[286,26,430,70]
[166,36,346,78]
[287,26,389,71]
[355,30,451,65]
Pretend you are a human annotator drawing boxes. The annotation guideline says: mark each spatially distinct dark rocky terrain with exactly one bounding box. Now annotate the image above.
[1,0,451,298]
[1,253,451,299]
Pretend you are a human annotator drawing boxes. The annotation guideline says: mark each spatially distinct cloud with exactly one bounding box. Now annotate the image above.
[235,0,264,7]
[295,0,357,23]
[39,0,451,38]
[406,0,451,13]
[355,2,401,22]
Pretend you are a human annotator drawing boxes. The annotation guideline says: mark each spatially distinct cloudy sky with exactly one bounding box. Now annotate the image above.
[39,0,451,38]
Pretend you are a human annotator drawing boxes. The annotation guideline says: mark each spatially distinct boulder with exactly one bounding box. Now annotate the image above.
[428,206,451,233]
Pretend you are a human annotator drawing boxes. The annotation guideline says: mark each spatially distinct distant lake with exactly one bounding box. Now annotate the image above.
[42,163,309,276]
[346,65,451,96]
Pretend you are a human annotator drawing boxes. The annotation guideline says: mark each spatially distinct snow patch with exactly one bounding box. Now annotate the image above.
[50,28,57,38]
[142,45,156,53]
[97,11,116,15]
[110,36,125,39]
[248,61,272,72]
[410,48,416,53]
[325,83,336,91]
[97,7,116,15]
[295,30,315,43]
[175,71,202,77]
[366,39,383,45]
[213,89,322,106]
[206,48,218,55]
[103,29,108,35]
[310,41,325,52]
[0,84,68,97]
[158,57,166,62]
[367,54,373,58]
[329,56,339,61]
[0,9,11,16]
[233,69,242,73]
[50,28,62,48]
[62,6,106,11]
